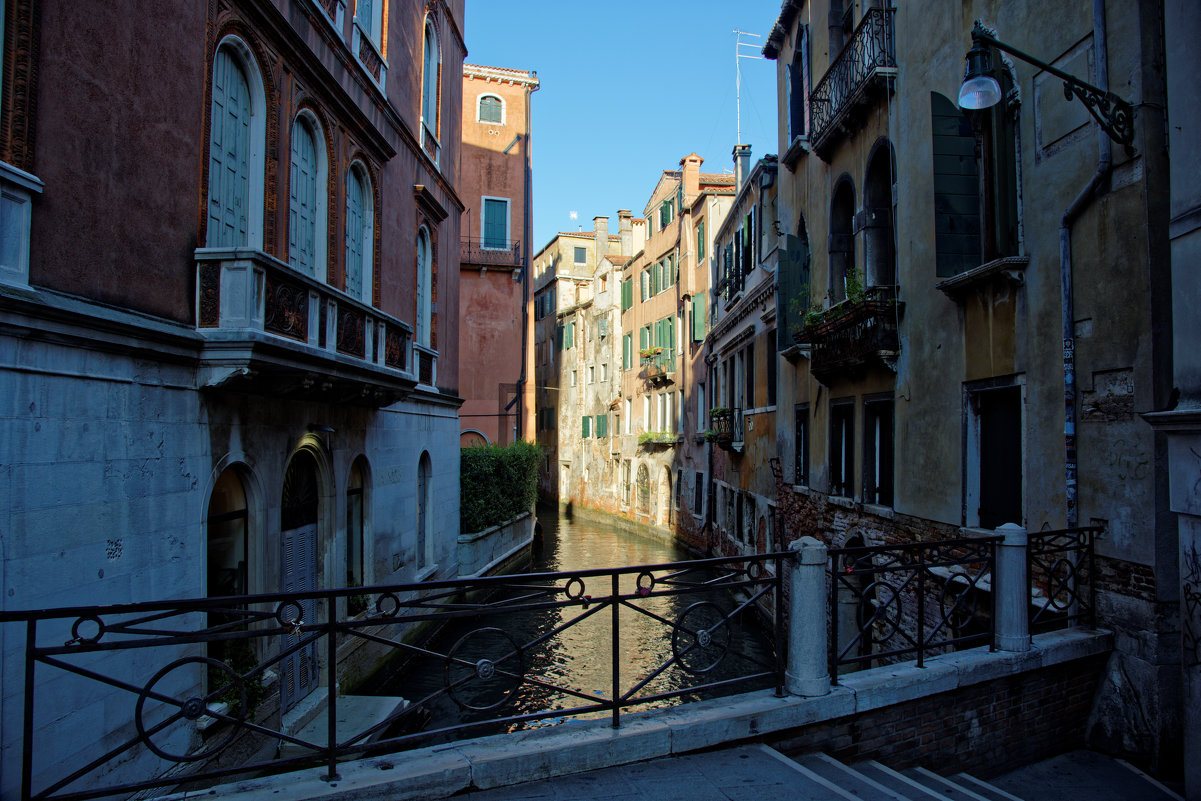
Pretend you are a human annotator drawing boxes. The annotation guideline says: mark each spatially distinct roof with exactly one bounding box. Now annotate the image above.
[763,1,802,60]
[463,63,540,88]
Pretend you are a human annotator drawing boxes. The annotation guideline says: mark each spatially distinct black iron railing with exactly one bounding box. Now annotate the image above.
[1028,526,1099,632]
[827,537,999,677]
[0,554,787,801]
[460,237,522,268]
[809,7,896,157]
[795,288,900,385]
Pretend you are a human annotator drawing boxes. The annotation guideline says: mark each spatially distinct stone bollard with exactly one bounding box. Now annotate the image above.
[994,522,1031,652]
[786,536,831,696]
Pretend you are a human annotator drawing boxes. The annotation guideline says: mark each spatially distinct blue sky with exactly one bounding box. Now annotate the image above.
[463,1,784,252]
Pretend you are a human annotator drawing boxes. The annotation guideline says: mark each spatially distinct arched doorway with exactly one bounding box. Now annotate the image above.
[829,178,856,302]
[206,466,251,672]
[280,450,320,713]
[863,142,896,288]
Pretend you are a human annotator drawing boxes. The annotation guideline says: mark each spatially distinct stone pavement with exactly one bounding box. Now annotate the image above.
[457,744,854,801]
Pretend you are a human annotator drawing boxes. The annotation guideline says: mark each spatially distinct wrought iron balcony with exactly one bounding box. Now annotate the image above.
[460,237,522,269]
[195,248,418,406]
[710,407,744,453]
[809,7,896,161]
[795,287,901,385]
[641,350,676,385]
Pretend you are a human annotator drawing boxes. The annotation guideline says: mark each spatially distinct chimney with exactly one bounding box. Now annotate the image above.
[593,216,609,268]
[617,210,633,257]
[733,144,752,191]
[679,153,703,205]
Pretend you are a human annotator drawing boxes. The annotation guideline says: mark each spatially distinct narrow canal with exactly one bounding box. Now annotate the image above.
[365,503,777,744]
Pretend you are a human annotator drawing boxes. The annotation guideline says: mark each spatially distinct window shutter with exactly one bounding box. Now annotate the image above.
[565,321,574,349]
[639,326,647,350]
[208,49,252,248]
[556,324,564,350]
[692,302,706,342]
[483,198,507,248]
[697,221,706,260]
[931,92,981,276]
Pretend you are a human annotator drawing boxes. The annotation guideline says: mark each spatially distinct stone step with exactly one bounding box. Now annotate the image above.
[988,750,1184,801]
[949,772,1026,801]
[793,753,913,800]
[903,767,999,801]
[853,760,960,800]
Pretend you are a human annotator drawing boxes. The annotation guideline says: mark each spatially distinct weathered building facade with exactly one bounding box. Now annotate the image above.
[0,0,466,794]
[458,62,538,447]
[765,0,1177,777]
[706,150,781,559]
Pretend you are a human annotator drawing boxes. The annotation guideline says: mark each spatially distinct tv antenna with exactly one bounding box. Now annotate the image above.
[733,29,763,145]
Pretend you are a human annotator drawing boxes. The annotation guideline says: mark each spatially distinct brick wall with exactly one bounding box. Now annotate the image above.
[769,654,1108,778]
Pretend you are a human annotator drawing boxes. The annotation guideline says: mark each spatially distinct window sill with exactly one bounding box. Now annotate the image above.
[415,564,439,583]
[935,256,1029,300]
[782,135,810,171]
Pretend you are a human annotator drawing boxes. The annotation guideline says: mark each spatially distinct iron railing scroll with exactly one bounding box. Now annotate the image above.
[827,537,1000,679]
[809,7,896,158]
[0,553,787,801]
[1027,526,1099,632]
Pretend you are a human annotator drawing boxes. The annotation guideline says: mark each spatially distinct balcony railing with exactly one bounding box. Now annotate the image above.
[1029,526,1099,632]
[809,7,896,160]
[0,555,786,801]
[642,350,676,384]
[795,287,900,385]
[195,248,416,405]
[460,237,522,269]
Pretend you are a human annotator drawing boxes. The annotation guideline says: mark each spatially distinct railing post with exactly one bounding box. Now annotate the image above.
[786,537,830,696]
[995,523,1031,652]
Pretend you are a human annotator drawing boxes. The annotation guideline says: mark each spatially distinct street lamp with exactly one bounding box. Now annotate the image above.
[958,21,1134,152]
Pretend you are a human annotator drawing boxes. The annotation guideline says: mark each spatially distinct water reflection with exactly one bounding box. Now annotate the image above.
[368,505,776,743]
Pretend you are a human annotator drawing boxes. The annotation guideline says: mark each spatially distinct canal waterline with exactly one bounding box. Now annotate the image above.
[364,503,777,744]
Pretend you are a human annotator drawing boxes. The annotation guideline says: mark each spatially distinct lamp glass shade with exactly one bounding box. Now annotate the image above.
[959,74,1002,109]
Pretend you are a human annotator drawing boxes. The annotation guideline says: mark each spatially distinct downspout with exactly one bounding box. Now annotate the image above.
[1060,0,1112,528]
[518,80,536,442]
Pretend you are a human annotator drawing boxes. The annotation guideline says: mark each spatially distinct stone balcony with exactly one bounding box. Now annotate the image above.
[195,247,422,406]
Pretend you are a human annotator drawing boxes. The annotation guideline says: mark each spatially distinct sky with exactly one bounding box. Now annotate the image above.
[462,1,784,253]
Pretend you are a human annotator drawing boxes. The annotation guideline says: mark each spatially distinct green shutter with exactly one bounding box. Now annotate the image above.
[692,301,706,342]
[556,324,564,350]
[931,92,981,276]
[697,222,706,260]
[565,321,574,349]
[623,333,632,369]
[598,414,608,437]
[666,315,675,348]
[583,416,590,437]
[639,326,648,349]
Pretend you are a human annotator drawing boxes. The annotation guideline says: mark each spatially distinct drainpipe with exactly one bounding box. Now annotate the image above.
[518,78,538,442]
[1060,0,1112,528]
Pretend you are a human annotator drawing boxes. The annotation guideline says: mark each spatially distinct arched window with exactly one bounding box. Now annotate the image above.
[417,452,433,570]
[344,163,374,302]
[346,457,368,591]
[207,467,249,600]
[421,17,440,160]
[355,0,383,43]
[288,113,327,278]
[478,94,503,124]
[415,226,432,346]
[863,142,896,288]
[829,179,855,303]
[207,40,265,248]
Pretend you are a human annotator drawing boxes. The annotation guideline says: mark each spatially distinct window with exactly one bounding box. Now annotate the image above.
[766,334,777,406]
[600,362,608,381]
[787,24,811,140]
[692,472,704,516]
[830,400,855,497]
[777,218,812,349]
[478,94,503,124]
[640,269,649,301]
[863,144,897,287]
[697,384,706,432]
[968,384,1023,528]
[582,416,591,437]
[744,342,756,410]
[795,404,810,486]
[0,167,40,287]
[622,459,632,505]
[622,333,633,370]
[415,226,432,345]
[288,114,327,278]
[421,17,441,162]
[621,277,633,310]
[564,321,574,349]
[571,370,577,387]
[207,41,265,248]
[574,246,587,265]
[345,164,374,303]
[696,220,706,260]
[829,179,855,302]
[346,458,367,590]
[597,413,608,437]
[588,366,595,384]
[932,86,1019,277]
[417,452,433,570]
[659,198,674,230]
[863,397,894,506]
[692,299,706,342]
[482,197,509,249]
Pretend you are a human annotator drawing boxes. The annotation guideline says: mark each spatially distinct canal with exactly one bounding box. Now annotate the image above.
[365,503,778,745]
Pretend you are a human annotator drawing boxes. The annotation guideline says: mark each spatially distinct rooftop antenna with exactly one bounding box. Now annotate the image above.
[733,29,763,145]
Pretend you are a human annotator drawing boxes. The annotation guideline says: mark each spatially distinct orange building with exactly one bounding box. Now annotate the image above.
[458,63,539,446]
